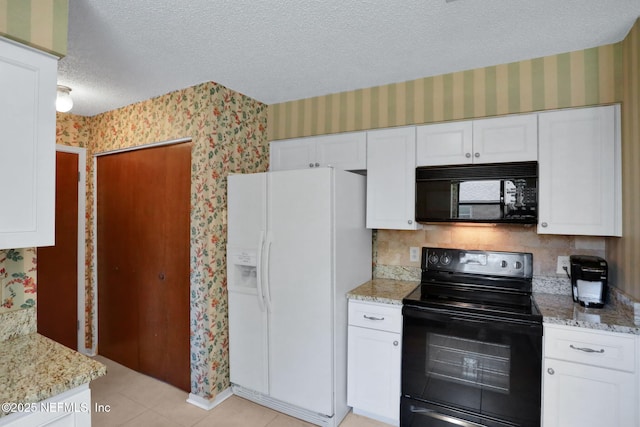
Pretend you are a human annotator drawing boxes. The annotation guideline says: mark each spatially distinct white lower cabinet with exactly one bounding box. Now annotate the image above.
[347,300,401,426]
[542,324,638,427]
[0,385,92,427]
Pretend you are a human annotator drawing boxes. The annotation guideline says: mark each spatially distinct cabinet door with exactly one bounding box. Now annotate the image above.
[0,39,57,249]
[538,105,621,236]
[543,358,636,427]
[269,137,316,171]
[347,325,401,424]
[416,121,473,166]
[315,132,366,170]
[473,114,538,163]
[366,127,419,230]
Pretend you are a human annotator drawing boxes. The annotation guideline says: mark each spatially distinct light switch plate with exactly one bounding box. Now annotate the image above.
[556,256,570,274]
[410,247,420,262]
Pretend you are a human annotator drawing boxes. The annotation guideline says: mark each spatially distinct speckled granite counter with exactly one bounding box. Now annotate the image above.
[347,279,419,305]
[0,333,106,417]
[534,292,640,335]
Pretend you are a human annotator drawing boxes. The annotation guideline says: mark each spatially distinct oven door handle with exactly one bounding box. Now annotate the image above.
[410,406,488,427]
[403,305,542,336]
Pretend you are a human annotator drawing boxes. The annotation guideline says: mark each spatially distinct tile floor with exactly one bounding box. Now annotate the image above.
[90,356,392,427]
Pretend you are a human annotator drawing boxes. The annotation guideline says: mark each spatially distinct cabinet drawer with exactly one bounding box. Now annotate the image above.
[349,300,402,333]
[544,324,636,372]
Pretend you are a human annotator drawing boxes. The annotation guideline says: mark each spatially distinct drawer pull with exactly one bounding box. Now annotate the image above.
[363,315,384,321]
[570,344,605,354]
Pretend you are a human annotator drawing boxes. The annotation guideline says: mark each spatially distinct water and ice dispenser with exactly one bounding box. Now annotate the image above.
[227,249,258,291]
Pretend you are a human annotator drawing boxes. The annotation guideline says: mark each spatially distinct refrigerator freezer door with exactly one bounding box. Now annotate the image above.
[227,173,267,248]
[227,173,269,394]
[267,168,334,416]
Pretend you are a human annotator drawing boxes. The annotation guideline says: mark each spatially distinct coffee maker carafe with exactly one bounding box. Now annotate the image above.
[570,255,608,308]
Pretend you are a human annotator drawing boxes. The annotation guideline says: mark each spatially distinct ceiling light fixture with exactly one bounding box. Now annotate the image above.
[56,85,73,113]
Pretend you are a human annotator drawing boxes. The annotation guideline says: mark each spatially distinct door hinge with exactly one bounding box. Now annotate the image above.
[78,171,81,182]
[77,320,80,331]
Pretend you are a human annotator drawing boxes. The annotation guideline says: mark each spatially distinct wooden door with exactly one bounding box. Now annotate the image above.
[97,142,191,391]
[37,151,79,350]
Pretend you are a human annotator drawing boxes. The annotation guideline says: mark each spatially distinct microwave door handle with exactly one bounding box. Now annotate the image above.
[409,406,488,427]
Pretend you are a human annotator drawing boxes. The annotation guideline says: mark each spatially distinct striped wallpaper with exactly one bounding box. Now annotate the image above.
[0,0,68,56]
[608,19,640,301]
[268,44,622,141]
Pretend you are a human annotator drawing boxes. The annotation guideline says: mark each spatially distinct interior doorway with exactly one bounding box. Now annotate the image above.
[37,146,87,351]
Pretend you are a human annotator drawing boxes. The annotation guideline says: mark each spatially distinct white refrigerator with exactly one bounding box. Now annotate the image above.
[227,167,371,427]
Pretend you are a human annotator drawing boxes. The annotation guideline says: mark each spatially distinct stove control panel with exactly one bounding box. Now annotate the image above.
[422,247,532,279]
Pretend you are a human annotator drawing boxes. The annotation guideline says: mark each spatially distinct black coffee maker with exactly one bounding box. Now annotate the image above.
[570,255,608,308]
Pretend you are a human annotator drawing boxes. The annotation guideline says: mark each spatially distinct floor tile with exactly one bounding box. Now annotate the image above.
[150,386,209,427]
[90,355,389,427]
[91,391,147,427]
[121,409,182,427]
[193,396,279,427]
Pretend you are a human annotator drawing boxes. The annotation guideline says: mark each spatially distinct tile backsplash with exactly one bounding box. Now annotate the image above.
[374,224,606,278]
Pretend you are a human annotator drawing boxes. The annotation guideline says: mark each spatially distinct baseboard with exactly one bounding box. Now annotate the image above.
[186,388,233,410]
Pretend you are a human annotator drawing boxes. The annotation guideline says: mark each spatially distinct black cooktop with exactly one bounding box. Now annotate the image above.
[403,247,542,323]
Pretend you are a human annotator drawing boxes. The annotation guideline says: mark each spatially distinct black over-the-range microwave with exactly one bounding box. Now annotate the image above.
[415,161,538,224]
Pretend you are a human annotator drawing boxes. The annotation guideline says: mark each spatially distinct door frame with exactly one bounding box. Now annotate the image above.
[55,145,87,353]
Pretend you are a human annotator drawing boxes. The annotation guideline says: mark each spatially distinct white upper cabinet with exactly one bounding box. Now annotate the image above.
[416,113,537,166]
[416,121,472,166]
[538,105,621,236]
[269,137,316,171]
[0,38,57,249]
[366,127,419,230]
[269,132,366,171]
[472,114,538,163]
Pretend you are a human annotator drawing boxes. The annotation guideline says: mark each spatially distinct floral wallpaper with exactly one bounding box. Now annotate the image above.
[0,249,37,313]
[88,82,269,399]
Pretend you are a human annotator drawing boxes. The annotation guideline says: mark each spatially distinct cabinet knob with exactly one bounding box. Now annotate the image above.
[547,368,555,375]
[315,162,320,167]
[541,222,548,228]
[408,220,413,225]
[474,152,480,158]
[465,153,471,158]
[309,163,314,168]
[393,341,399,347]
[159,273,165,281]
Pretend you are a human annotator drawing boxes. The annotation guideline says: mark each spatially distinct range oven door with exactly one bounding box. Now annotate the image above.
[401,306,542,427]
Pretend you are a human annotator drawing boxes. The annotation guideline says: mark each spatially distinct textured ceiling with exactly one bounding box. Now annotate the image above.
[58,0,640,117]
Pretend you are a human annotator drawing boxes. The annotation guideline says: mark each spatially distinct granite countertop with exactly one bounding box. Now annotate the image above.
[347,278,419,305]
[0,333,107,417]
[534,292,640,335]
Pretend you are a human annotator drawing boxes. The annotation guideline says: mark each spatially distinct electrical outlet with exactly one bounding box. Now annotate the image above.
[556,256,570,275]
[409,247,420,262]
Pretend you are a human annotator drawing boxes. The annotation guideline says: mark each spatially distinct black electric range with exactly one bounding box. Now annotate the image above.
[401,248,542,427]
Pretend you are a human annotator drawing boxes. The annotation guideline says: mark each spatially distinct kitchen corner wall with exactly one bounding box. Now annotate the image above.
[268,42,623,282]
[0,0,68,57]
[608,19,640,301]
[54,84,269,401]
[88,82,269,400]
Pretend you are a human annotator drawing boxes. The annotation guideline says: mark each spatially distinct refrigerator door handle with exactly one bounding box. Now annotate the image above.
[256,231,266,312]
[263,233,273,313]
